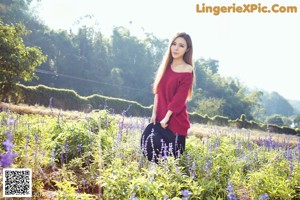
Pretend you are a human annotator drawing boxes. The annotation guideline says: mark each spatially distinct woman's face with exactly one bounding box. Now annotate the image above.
[171,37,188,60]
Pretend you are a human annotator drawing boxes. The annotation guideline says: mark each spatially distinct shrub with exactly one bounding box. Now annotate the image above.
[14,84,152,117]
[281,126,297,135]
[249,120,264,131]
[267,124,283,134]
[211,115,229,126]
[189,112,211,124]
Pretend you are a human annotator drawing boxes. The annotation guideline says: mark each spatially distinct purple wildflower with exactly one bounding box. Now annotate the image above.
[162,143,168,158]
[130,193,138,200]
[226,181,237,200]
[8,116,16,125]
[248,141,253,151]
[287,152,293,162]
[65,142,70,153]
[257,137,263,146]
[168,143,173,157]
[186,154,191,167]
[4,131,13,139]
[3,138,13,151]
[158,139,165,159]
[214,136,220,149]
[290,163,294,172]
[259,193,269,200]
[181,189,192,200]
[1,151,18,168]
[77,144,82,153]
[190,160,196,179]
[34,133,39,144]
[82,178,87,186]
[204,158,213,173]
[1,131,18,168]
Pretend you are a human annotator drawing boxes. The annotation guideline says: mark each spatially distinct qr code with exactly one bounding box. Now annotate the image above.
[2,168,32,197]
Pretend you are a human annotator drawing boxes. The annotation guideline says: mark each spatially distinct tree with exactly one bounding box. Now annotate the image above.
[194,97,225,117]
[293,115,300,128]
[111,26,163,105]
[0,21,46,100]
[265,114,284,126]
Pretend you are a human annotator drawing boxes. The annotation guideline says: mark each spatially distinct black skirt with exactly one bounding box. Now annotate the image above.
[140,123,186,163]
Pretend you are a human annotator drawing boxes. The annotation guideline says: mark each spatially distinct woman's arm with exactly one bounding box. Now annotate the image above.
[151,94,173,128]
[161,74,192,128]
[160,110,173,128]
[151,94,158,124]
[167,74,193,114]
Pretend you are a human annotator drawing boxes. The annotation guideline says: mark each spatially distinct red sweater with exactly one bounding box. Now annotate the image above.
[156,66,193,136]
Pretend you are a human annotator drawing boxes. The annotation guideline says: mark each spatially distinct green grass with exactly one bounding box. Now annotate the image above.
[0,103,299,199]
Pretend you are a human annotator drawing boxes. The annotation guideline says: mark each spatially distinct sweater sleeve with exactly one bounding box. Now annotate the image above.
[167,73,193,114]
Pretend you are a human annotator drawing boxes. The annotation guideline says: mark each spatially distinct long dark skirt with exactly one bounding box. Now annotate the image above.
[140,123,186,163]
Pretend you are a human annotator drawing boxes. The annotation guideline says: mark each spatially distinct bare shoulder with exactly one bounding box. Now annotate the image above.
[172,63,194,73]
[182,64,193,73]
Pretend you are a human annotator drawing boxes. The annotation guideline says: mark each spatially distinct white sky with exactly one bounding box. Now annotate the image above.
[32,0,300,100]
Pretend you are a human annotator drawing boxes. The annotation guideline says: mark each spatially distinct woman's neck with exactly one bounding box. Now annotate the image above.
[172,58,185,66]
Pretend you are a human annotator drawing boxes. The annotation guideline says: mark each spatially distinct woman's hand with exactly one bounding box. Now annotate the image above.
[151,113,156,124]
[160,116,169,128]
[160,110,173,128]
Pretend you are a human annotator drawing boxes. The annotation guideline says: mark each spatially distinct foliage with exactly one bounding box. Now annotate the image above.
[1,0,299,122]
[191,60,262,120]
[266,114,285,126]
[210,115,229,126]
[194,97,225,117]
[6,83,300,135]
[0,20,47,100]
[15,84,152,117]
[1,105,300,199]
[293,115,300,128]
[1,1,269,119]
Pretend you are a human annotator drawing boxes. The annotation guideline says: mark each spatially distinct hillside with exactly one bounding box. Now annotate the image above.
[289,99,300,114]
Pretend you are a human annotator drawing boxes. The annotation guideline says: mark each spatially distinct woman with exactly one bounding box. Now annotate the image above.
[141,32,195,163]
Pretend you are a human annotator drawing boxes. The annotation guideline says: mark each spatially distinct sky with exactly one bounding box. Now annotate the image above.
[31,0,300,100]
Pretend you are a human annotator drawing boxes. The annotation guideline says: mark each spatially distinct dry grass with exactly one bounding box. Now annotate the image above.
[0,102,84,119]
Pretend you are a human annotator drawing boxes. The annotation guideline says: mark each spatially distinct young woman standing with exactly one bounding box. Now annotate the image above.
[141,32,195,162]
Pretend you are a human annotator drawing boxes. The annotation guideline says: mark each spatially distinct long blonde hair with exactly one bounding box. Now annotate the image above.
[152,32,195,100]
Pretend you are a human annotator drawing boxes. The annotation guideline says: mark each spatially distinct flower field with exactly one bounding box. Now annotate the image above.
[0,103,300,199]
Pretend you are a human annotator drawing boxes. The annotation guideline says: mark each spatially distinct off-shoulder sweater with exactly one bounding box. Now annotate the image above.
[156,66,193,136]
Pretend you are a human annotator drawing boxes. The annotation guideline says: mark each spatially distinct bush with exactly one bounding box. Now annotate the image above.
[249,120,264,131]
[14,84,152,117]
[267,124,283,134]
[211,115,229,126]
[266,115,284,126]
[189,112,211,124]
[229,119,251,129]
[281,126,297,135]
